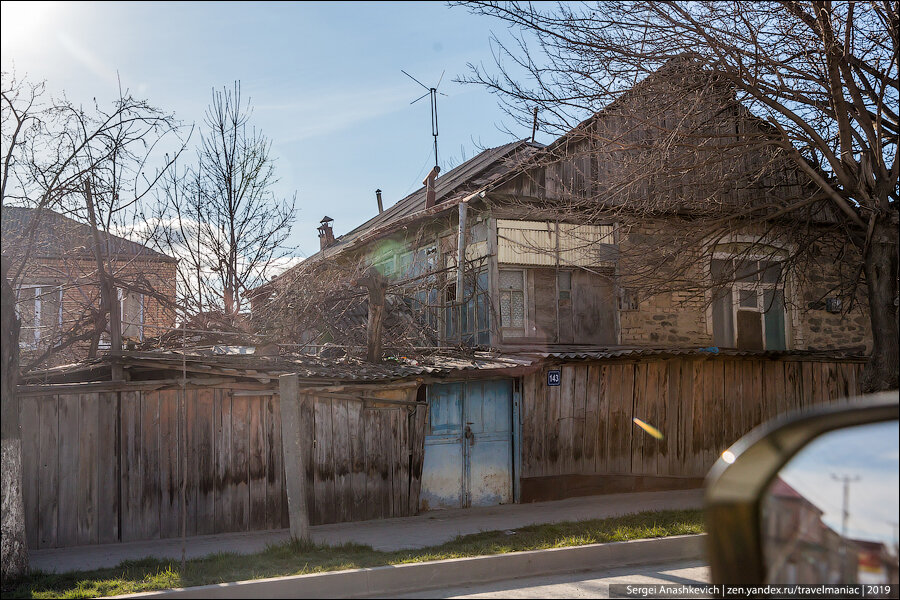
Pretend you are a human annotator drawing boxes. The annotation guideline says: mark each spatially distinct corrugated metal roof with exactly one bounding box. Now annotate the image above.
[522,346,867,360]
[21,345,865,387]
[21,349,537,384]
[300,140,542,264]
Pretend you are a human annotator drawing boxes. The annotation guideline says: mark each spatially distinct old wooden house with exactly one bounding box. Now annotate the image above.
[249,62,871,513]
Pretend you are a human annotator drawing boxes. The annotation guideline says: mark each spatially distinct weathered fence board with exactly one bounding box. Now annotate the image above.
[265,395,285,530]
[77,393,99,546]
[20,395,41,549]
[37,395,58,548]
[230,395,250,532]
[57,393,80,547]
[196,390,216,536]
[348,399,366,520]
[213,389,231,533]
[140,392,160,541]
[21,381,427,549]
[313,397,335,525]
[248,395,267,532]
[158,390,180,539]
[520,356,865,486]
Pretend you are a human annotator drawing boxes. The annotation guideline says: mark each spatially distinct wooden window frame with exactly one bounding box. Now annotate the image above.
[15,284,63,349]
[118,287,145,342]
[712,253,790,351]
[498,268,527,338]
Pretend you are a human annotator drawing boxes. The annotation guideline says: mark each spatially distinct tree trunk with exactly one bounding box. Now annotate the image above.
[861,218,899,392]
[355,269,387,363]
[1,257,28,581]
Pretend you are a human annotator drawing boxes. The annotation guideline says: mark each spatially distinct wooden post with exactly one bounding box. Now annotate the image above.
[278,374,309,540]
[455,202,468,303]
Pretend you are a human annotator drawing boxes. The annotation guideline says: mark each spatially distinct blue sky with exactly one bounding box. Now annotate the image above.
[777,420,899,546]
[1,1,539,257]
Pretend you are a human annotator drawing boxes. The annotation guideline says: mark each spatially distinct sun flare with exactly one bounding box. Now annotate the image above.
[1,1,59,51]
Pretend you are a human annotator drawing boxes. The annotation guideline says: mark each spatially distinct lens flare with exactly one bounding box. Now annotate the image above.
[632,417,663,440]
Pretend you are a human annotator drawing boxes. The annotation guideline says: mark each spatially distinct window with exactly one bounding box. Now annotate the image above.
[396,251,412,278]
[118,288,144,341]
[374,254,396,278]
[557,270,571,300]
[443,270,491,346]
[499,269,526,336]
[712,258,787,351]
[15,285,62,350]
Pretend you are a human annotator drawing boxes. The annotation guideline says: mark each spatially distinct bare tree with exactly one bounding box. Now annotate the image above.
[2,72,184,369]
[0,73,180,578]
[153,82,295,323]
[457,1,898,390]
[255,211,492,360]
[1,71,183,577]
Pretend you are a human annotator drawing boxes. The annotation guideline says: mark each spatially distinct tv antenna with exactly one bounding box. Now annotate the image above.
[403,69,447,168]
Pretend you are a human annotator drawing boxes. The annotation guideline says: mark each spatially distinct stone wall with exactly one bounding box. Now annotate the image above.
[615,223,872,351]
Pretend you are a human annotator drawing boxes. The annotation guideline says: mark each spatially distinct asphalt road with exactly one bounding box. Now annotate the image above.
[381,560,709,598]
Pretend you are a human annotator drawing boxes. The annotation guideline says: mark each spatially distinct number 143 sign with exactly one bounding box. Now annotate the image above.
[547,370,561,386]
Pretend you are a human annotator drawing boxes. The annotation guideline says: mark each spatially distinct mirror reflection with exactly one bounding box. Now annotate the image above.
[762,420,899,584]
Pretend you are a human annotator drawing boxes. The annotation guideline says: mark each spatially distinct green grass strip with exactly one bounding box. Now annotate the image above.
[5,509,704,598]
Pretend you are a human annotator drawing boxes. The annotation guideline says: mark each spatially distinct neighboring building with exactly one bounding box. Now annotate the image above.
[763,477,846,583]
[1,206,177,364]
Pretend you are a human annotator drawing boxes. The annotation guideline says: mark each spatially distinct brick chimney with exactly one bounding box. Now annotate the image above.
[423,165,440,209]
[317,216,335,251]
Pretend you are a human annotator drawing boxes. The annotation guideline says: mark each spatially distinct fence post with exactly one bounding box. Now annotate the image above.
[278,374,309,540]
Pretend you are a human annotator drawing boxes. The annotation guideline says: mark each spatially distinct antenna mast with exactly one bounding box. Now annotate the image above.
[403,69,446,168]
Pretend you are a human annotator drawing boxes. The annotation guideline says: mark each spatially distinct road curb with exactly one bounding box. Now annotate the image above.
[115,534,707,599]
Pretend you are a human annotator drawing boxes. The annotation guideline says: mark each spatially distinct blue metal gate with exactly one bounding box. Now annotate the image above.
[419,379,513,509]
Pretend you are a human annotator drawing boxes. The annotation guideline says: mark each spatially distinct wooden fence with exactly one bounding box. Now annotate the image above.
[519,356,863,500]
[284,383,427,527]
[18,382,426,549]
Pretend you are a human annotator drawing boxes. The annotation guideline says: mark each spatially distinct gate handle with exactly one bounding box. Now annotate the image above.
[464,425,475,446]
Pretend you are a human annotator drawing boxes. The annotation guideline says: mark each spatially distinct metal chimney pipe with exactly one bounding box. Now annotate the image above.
[375,189,384,214]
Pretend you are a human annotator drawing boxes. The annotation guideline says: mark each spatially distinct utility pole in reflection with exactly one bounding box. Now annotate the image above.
[832,473,860,581]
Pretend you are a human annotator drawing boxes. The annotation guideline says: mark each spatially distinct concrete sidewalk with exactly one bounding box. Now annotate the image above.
[30,489,703,573]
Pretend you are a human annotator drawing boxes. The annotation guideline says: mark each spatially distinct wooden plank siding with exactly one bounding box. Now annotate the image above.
[519,356,865,489]
[20,382,427,549]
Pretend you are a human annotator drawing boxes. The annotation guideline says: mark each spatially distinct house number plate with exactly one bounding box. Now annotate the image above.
[547,370,561,386]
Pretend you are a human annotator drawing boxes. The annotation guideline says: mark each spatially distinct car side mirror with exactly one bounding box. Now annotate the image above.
[705,392,899,589]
